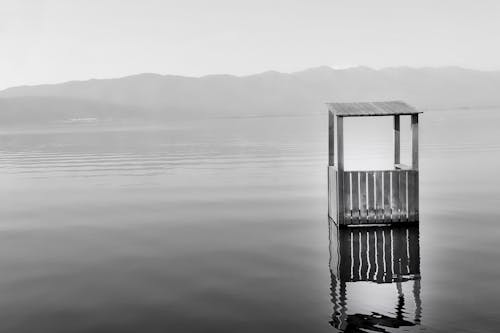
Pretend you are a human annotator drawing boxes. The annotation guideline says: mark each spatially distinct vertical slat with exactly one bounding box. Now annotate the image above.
[368,230,376,280]
[400,228,410,274]
[392,227,408,276]
[343,172,351,224]
[383,171,391,221]
[392,227,402,276]
[408,225,420,275]
[408,170,419,222]
[360,231,368,279]
[359,172,367,223]
[351,172,359,224]
[367,172,375,222]
[399,171,407,221]
[375,171,383,221]
[407,170,416,222]
[384,228,393,282]
[394,115,400,165]
[411,114,419,170]
[352,231,360,281]
[391,171,400,221]
[376,229,384,283]
[414,171,419,221]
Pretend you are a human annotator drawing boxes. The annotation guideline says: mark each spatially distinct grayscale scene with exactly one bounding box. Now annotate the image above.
[1,1,499,332]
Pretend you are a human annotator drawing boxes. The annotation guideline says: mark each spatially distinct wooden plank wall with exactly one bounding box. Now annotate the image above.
[339,170,418,224]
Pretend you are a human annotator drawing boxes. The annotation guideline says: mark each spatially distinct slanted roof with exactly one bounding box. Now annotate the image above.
[327,101,422,117]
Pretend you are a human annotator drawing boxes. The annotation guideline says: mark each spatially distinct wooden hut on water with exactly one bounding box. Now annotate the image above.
[327,101,422,225]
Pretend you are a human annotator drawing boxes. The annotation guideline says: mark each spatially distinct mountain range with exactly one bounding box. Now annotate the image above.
[1,66,499,126]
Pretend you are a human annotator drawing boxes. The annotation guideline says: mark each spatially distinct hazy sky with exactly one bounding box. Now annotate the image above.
[1,0,499,89]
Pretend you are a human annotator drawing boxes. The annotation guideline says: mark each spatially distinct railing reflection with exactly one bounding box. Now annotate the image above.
[329,219,422,332]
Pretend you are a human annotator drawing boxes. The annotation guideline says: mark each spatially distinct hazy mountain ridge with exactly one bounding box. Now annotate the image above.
[0,66,499,125]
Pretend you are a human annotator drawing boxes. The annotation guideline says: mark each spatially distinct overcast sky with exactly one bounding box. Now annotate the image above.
[1,0,499,89]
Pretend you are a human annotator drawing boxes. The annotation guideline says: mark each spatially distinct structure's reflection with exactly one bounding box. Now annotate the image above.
[329,220,422,332]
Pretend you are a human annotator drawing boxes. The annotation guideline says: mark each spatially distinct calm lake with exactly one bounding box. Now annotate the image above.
[0,108,499,332]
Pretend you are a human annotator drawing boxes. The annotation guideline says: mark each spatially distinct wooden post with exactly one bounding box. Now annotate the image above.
[329,110,335,166]
[337,116,344,173]
[413,278,422,324]
[394,115,400,166]
[411,115,419,170]
[337,116,344,223]
[338,280,348,330]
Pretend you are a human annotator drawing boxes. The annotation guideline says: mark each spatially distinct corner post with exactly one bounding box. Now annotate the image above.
[328,110,335,218]
[329,110,335,166]
[411,114,419,170]
[337,116,344,223]
[413,277,422,324]
[394,115,400,166]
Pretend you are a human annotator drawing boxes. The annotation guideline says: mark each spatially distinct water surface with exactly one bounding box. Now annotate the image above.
[0,109,499,332]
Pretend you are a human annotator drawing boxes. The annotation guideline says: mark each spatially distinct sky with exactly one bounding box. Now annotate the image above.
[1,0,499,89]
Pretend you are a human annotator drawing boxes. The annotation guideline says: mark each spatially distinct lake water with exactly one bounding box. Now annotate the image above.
[0,109,499,332]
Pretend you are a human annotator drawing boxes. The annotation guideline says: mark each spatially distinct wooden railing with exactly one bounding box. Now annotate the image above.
[329,167,419,225]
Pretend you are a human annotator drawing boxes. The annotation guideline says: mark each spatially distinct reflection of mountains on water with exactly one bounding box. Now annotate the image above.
[329,220,422,332]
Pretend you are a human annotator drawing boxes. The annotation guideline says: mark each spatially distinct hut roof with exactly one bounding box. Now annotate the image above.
[327,101,422,117]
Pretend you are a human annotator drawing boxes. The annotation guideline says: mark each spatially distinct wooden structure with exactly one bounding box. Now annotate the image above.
[329,220,422,331]
[327,101,422,225]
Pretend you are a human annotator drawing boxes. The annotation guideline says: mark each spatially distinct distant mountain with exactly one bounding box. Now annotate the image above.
[0,66,499,125]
